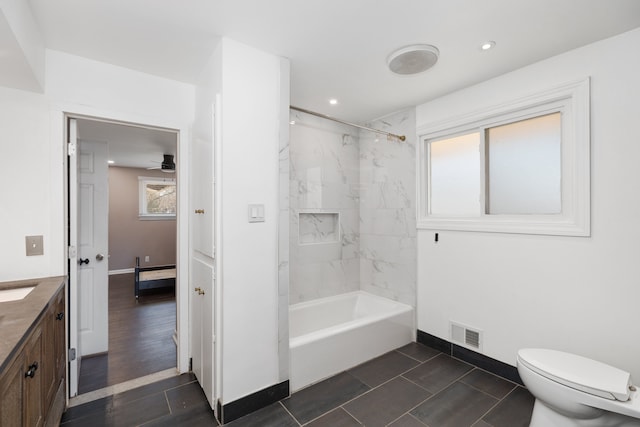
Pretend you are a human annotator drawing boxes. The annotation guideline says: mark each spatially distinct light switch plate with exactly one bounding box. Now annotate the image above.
[248,204,265,223]
[26,235,44,256]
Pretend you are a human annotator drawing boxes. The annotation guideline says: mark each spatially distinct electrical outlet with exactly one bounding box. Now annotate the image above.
[26,235,44,256]
[145,255,150,262]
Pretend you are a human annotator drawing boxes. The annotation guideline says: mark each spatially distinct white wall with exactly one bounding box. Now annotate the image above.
[0,50,194,283]
[0,49,195,375]
[0,0,45,91]
[218,38,289,404]
[416,28,640,382]
[0,87,52,279]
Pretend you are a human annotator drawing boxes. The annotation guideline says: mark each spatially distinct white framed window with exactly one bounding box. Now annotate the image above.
[139,176,176,219]
[417,78,590,236]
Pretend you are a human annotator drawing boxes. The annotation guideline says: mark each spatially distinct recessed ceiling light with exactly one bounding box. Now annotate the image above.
[387,44,439,75]
[329,99,338,105]
[481,41,496,51]
[289,120,296,125]
[108,160,115,164]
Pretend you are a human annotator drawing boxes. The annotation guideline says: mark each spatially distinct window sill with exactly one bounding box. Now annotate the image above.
[417,215,590,237]
[138,215,176,221]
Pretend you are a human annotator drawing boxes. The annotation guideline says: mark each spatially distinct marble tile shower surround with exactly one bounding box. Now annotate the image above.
[287,109,416,306]
[289,111,360,303]
[360,110,417,306]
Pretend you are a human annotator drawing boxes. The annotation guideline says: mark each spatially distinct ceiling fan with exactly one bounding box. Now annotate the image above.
[147,154,175,173]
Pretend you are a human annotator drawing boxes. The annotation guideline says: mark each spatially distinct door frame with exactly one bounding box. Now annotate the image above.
[58,106,191,399]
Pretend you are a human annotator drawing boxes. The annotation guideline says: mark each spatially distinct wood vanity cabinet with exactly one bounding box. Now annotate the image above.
[0,327,43,427]
[0,286,65,427]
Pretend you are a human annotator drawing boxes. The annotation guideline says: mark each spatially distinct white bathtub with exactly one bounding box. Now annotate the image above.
[289,291,414,391]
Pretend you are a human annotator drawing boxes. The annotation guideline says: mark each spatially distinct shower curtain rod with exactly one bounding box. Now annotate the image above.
[290,105,406,142]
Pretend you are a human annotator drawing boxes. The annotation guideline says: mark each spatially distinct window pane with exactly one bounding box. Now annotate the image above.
[429,132,481,216]
[487,113,561,214]
[146,183,176,214]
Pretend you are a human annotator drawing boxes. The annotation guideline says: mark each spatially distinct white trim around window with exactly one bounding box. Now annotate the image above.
[139,176,177,220]
[417,78,590,236]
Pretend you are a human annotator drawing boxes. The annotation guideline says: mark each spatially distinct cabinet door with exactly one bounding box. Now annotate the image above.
[53,290,66,383]
[42,305,57,415]
[0,354,24,427]
[23,327,43,427]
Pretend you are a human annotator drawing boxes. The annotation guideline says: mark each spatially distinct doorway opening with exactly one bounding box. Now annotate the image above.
[66,115,182,399]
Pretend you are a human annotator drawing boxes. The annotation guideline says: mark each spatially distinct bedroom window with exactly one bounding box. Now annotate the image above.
[417,78,590,236]
[139,177,176,219]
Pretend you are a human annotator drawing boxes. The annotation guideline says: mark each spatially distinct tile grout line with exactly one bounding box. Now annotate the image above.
[340,405,363,425]
[67,368,179,407]
[394,348,441,364]
[278,400,303,426]
[335,365,435,426]
[163,389,173,415]
[460,380,516,401]
[385,410,430,427]
[380,379,437,427]
[473,385,522,425]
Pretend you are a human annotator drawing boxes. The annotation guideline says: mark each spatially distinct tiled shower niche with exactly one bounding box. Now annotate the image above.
[298,212,340,244]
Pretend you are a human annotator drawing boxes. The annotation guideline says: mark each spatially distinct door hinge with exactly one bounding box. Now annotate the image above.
[67,141,76,156]
[68,348,76,361]
[212,334,216,343]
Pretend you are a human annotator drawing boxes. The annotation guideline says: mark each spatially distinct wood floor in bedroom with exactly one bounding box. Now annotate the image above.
[77,273,176,394]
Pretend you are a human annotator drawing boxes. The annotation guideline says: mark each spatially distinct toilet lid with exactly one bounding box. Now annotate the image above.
[518,349,632,401]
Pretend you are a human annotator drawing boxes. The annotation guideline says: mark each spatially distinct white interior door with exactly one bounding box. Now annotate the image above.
[68,118,80,397]
[77,138,109,356]
[67,121,109,394]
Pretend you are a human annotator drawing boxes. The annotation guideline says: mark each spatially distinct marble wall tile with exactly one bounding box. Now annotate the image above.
[289,111,361,303]
[288,108,416,306]
[359,208,416,237]
[290,181,359,210]
[359,109,417,306]
[360,235,417,264]
[279,111,291,382]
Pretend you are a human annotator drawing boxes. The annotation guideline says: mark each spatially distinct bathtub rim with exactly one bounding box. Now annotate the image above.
[289,290,414,349]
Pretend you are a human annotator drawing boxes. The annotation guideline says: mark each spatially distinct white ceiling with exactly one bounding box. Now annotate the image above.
[27,0,640,123]
[76,119,177,170]
[8,1,640,166]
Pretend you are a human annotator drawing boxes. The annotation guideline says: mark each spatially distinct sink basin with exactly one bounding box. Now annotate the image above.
[0,286,36,302]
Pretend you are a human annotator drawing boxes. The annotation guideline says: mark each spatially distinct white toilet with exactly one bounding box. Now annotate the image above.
[517,349,640,427]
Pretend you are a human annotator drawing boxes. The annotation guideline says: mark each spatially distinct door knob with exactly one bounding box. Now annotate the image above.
[194,287,205,295]
[96,253,105,261]
[78,258,90,265]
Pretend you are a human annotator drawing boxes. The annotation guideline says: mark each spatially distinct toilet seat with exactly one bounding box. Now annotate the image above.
[518,349,632,402]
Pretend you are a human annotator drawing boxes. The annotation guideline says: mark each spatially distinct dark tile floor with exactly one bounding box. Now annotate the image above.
[61,373,217,426]
[61,342,535,426]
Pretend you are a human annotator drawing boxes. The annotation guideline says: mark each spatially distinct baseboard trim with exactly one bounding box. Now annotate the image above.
[417,329,523,385]
[108,268,135,275]
[218,380,289,424]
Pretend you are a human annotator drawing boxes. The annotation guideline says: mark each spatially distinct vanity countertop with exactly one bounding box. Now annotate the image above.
[0,276,66,373]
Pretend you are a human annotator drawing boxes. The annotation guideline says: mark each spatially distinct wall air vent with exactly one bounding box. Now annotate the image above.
[450,321,483,352]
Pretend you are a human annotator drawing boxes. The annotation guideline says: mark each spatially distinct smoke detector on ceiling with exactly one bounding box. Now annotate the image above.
[387,44,439,75]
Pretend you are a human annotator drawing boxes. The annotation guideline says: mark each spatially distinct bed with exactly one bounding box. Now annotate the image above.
[134,256,176,299]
